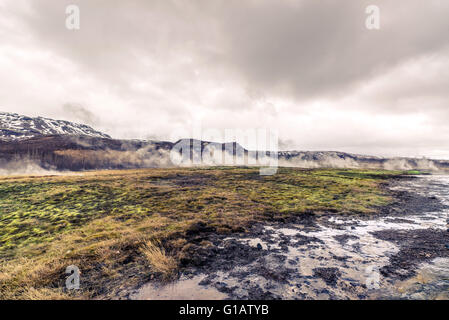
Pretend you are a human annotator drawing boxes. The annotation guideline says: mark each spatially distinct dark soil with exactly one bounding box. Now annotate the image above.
[373,229,449,280]
[313,268,342,286]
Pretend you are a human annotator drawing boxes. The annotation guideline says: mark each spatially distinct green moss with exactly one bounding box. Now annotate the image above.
[0,167,399,258]
[0,167,403,299]
[405,170,423,175]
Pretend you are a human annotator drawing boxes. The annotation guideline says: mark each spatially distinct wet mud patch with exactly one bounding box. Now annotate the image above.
[313,268,341,286]
[373,229,449,280]
[180,237,266,271]
[383,218,417,224]
[379,181,449,217]
[334,234,359,245]
[295,233,324,245]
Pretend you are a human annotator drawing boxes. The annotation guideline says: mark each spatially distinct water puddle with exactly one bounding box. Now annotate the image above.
[394,257,449,300]
[130,275,229,300]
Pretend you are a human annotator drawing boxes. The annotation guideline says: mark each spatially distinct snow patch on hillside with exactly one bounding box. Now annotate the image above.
[0,112,110,141]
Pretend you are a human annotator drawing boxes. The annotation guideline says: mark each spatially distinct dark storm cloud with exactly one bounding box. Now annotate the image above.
[17,0,449,108]
[1,0,449,157]
[216,0,449,102]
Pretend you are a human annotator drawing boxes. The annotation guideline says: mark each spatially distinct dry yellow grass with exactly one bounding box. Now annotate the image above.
[0,256,89,300]
[139,240,177,279]
[19,287,71,300]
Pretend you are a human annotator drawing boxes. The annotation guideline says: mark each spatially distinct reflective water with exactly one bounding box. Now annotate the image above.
[130,275,229,300]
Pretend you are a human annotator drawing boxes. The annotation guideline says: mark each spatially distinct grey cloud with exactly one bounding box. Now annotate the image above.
[19,0,449,109]
[1,0,449,158]
[62,103,98,125]
[216,0,449,102]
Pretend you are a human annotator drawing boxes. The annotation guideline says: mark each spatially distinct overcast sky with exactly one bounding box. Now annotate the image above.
[1,0,449,158]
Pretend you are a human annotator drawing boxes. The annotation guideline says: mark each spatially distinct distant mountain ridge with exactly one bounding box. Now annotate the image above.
[0,112,110,141]
[0,112,448,172]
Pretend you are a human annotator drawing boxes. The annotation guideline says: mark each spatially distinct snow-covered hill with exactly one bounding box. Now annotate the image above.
[0,112,110,141]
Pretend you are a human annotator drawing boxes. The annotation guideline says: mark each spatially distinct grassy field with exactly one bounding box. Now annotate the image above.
[0,167,401,299]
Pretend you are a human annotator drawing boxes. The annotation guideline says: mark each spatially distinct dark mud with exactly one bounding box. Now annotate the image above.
[313,268,341,286]
[130,175,449,300]
[373,229,449,280]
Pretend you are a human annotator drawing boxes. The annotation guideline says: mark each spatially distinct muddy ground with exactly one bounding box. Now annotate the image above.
[127,175,449,300]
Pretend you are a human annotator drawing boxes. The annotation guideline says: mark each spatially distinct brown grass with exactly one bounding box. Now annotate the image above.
[19,288,70,300]
[139,240,177,280]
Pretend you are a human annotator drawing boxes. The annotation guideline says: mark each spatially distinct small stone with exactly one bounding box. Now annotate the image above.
[256,243,263,250]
